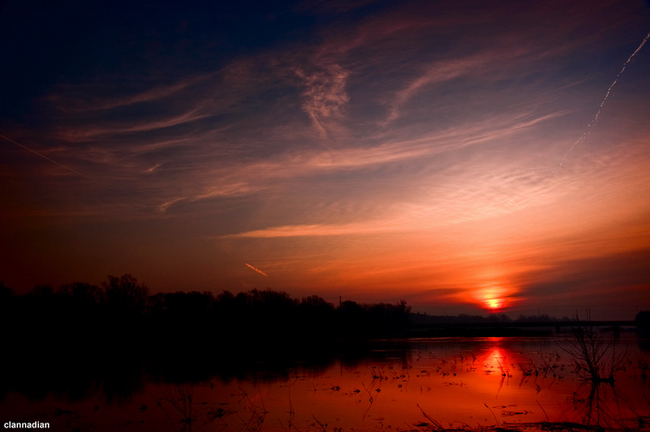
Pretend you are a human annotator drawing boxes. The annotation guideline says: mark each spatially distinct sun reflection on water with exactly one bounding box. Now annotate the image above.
[483,347,507,375]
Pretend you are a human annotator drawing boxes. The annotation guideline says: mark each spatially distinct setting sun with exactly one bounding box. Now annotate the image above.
[483,298,507,311]
[473,282,511,313]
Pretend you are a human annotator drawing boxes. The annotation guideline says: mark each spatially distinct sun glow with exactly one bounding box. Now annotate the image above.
[486,298,502,310]
[472,279,515,312]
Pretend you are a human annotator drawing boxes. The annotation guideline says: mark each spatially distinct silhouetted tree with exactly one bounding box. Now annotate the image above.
[247,289,299,338]
[23,284,59,324]
[336,300,368,337]
[58,282,102,306]
[99,274,149,349]
[636,310,650,328]
[27,284,55,300]
[0,280,13,300]
[515,314,555,323]
[149,291,216,346]
[0,281,15,346]
[56,282,103,341]
[0,280,13,316]
[298,295,336,338]
[102,274,149,316]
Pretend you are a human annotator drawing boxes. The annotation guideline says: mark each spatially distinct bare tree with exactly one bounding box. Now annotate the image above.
[559,317,626,384]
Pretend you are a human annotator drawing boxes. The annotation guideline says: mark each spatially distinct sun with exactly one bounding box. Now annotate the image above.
[485,298,502,310]
[473,282,512,312]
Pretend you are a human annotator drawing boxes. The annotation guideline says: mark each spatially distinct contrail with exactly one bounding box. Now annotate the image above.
[560,30,650,168]
[245,263,268,277]
[0,134,88,178]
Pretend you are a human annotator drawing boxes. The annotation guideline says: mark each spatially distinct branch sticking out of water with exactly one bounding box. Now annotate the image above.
[536,400,550,422]
[484,403,500,427]
[559,317,626,384]
[416,404,446,431]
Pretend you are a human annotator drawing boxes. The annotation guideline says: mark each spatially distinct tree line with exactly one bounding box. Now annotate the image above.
[0,274,413,399]
[0,274,411,349]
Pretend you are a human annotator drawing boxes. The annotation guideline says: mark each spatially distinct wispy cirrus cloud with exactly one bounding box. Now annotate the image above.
[153,107,566,214]
[225,222,384,238]
[49,74,214,112]
[293,63,350,138]
[57,108,214,142]
[385,51,513,123]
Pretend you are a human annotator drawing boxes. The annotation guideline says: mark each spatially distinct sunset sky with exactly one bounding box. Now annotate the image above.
[1,0,649,319]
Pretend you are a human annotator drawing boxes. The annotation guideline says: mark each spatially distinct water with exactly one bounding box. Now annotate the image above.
[1,334,649,431]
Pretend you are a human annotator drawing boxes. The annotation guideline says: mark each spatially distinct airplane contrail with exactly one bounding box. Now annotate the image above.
[560,30,650,168]
[245,263,268,277]
[0,134,88,178]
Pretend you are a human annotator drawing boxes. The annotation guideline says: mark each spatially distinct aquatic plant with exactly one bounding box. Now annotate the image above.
[159,385,194,432]
[560,318,626,384]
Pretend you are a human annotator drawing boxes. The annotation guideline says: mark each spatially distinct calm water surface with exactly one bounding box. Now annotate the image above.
[2,334,649,431]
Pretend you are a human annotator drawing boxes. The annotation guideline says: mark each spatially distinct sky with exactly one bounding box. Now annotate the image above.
[1,0,650,319]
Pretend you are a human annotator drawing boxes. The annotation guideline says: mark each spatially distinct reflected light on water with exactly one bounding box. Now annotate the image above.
[483,347,507,375]
[2,336,648,431]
